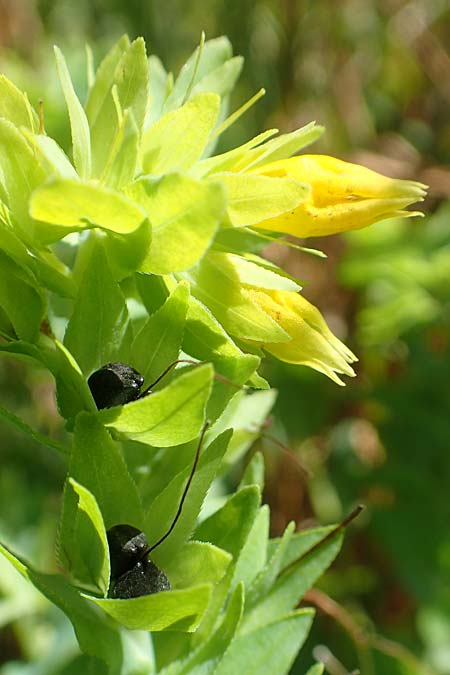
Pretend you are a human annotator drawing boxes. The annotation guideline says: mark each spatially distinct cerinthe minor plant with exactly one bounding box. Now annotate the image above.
[0,34,426,674]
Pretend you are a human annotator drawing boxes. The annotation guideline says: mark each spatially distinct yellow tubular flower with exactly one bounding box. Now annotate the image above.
[250,155,427,237]
[242,287,357,386]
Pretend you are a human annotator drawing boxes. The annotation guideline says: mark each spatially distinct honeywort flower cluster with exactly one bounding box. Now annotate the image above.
[0,35,426,386]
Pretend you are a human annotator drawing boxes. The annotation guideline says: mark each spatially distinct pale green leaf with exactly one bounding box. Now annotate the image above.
[186,254,290,343]
[165,541,232,589]
[23,132,78,179]
[163,583,244,675]
[146,55,170,125]
[39,337,97,420]
[58,478,110,595]
[64,240,130,374]
[241,526,343,634]
[224,253,301,291]
[71,412,143,529]
[113,38,149,136]
[0,75,38,130]
[30,179,146,242]
[0,251,45,342]
[86,35,130,127]
[305,665,324,675]
[209,388,277,467]
[85,35,130,177]
[131,281,189,386]
[164,36,233,111]
[0,543,122,671]
[238,452,265,491]
[215,609,314,675]
[54,46,92,179]
[88,584,211,632]
[192,56,243,99]
[141,93,220,174]
[195,485,261,559]
[183,295,259,419]
[191,130,277,178]
[216,172,309,227]
[101,109,139,189]
[233,122,325,172]
[233,505,269,588]
[98,364,213,447]
[0,119,46,240]
[125,174,225,274]
[145,429,232,567]
[103,218,151,281]
[246,522,295,607]
[0,404,67,455]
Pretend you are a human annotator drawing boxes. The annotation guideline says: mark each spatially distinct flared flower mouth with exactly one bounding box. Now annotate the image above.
[242,287,358,386]
[249,155,428,237]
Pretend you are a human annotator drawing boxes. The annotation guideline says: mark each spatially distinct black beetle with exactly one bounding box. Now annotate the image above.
[106,524,171,598]
[105,423,208,599]
[87,360,200,410]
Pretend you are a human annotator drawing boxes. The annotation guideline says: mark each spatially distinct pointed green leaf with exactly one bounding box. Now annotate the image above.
[216,173,309,227]
[71,412,143,529]
[195,485,261,559]
[233,505,269,588]
[125,174,225,274]
[165,541,232,589]
[131,281,189,386]
[164,36,233,111]
[0,543,122,671]
[192,130,277,178]
[24,131,78,179]
[238,452,265,491]
[39,338,97,420]
[0,251,45,342]
[113,38,149,136]
[30,179,146,243]
[102,109,139,189]
[192,56,243,99]
[224,253,301,291]
[0,119,46,240]
[215,609,314,675]
[146,55,170,125]
[141,93,220,174]
[187,254,290,343]
[54,46,92,179]
[86,36,130,177]
[64,240,130,374]
[98,364,213,447]
[0,404,67,455]
[86,35,130,126]
[0,75,38,130]
[306,665,324,675]
[246,522,295,608]
[88,584,211,632]
[163,583,244,675]
[58,478,110,595]
[242,526,343,634]
[233,122,325,172]
[183,295,259,419]
[145,429,232,567]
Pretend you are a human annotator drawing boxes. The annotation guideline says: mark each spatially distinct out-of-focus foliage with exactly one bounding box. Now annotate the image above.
[0,1,449,674]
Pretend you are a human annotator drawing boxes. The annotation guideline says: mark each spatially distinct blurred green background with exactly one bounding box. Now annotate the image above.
[0,1,449,673]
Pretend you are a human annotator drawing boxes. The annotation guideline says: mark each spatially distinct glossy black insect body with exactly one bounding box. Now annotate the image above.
[106,524,170,599]
[88,362,145,410]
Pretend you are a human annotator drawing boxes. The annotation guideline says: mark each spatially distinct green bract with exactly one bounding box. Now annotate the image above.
[0,34,362,674]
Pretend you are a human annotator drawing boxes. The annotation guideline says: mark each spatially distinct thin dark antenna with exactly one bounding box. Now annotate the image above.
[141,359,248,395]
[145,422,210,556]
[279,505,365,577]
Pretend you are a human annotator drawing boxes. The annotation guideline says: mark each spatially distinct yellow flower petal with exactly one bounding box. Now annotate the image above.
[243,287,357,386]
[250,155,427,237]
